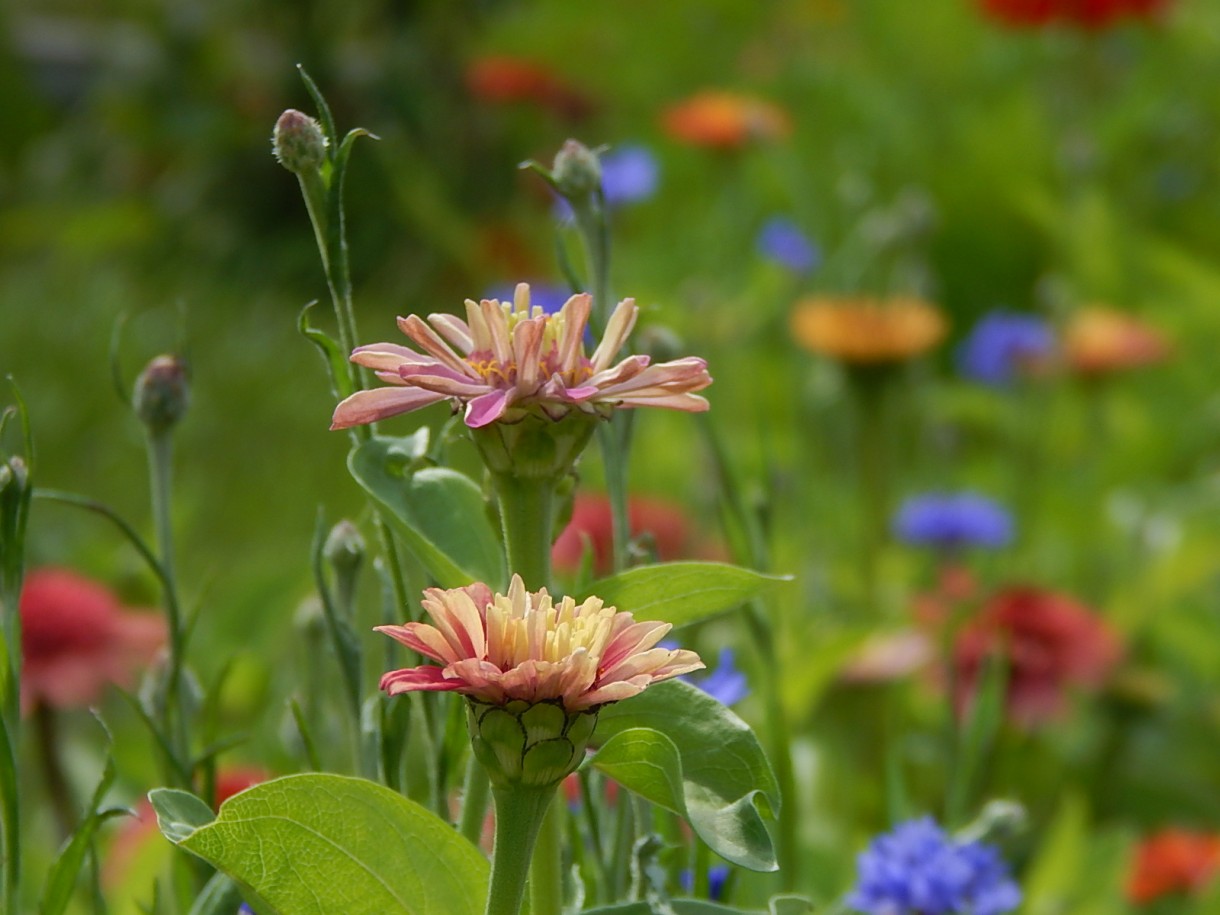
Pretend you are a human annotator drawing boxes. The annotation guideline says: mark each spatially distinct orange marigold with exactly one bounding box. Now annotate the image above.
[1127,829,1220,904]
[789,295,946,364]
[1063,307,1170,375]
[660,91,791,150]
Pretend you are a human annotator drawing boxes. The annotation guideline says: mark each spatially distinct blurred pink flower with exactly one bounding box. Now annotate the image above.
[953,585,1122,726]
[552,493,711,576]
[19,568,166,713]
[377,574,703,711]
[332,283,711,431]
[979,0,1169,29]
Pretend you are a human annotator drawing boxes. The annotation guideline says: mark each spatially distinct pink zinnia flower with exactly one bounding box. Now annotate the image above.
[19,568,166,713]
[377,575,704,711]
[331,284,712,431]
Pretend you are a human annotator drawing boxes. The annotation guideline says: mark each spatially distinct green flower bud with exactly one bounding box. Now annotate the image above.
[273,109,328,175]
[468,698,598,788]
[323,520,365,577]
[551,139,602,201]
[133,355,190,434]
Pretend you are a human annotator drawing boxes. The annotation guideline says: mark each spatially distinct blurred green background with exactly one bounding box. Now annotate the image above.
[4,0,1220,908]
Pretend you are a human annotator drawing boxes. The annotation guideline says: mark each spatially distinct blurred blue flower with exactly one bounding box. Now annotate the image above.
[679,864,731,900]
[756,217,820,275]
[848,816,1021,915]
[694,647,749,707]
[892,493,1013,550]
[481,282,576,315]
[555,144,659,219]
[956,310,1055,386]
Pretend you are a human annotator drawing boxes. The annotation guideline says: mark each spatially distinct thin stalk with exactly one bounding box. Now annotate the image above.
[493,475,555,590]
[852,373,890,614]
[530,799,563,915]
[146,430,188,780]
[33,702,75,839]
[484,783,558,915]
[459,759,492,847]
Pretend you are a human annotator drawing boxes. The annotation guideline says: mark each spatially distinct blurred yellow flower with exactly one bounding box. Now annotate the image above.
[1063,307,1170,376]
[789,295,946,364]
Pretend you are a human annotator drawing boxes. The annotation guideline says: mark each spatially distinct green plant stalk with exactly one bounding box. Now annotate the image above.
[530,800,563,915]
[852,371,890,614]
[458,758,492,847]
[146,429,189,782]
[485,783,558,915]
[33,702,75,839]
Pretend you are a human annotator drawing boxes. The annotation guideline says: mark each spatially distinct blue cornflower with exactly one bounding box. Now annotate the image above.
[694,647,749,707]
[679,864,731,900]
[756,217,820,275]
[554,144,659,220]
[892,493,1013,550]
[847,817,1021,915]
[481,282,576,315]
[956,310,1055,386]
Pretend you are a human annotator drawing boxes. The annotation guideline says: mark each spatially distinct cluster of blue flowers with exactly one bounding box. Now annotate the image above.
[848,817,1021,915]
[892,493,1013,550]
[956,310,1055,386]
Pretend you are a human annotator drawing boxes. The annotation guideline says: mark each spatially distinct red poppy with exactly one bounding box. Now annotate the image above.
[465,55,594,120]
[19,568,166,713]
[660,91,791,150]
[1127,829,1220,903]
[552,493,703,576]
[979,0,1169,29]
[953,585,1122,726]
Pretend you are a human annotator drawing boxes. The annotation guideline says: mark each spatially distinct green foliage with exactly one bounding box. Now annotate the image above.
[348,435,507,590]
[151,774,489,915]
[582,562,790,627]
[593,680,780,872]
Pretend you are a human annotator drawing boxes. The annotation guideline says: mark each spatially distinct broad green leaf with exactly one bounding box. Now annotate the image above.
[593,680,779,871]
[581,562,789,627]
[151,774,488,915]
[349,437,506,590]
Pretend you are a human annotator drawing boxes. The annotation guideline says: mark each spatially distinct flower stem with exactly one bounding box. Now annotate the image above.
[146,429,188,781]
[492,474,554,591]
[530,799,563,915]
[33,702,75,839]
[485,783,558,915]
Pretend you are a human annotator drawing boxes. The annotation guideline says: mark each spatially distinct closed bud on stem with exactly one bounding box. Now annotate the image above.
[133,355,190,434]
[551,139,602,202]
[273,109,328,175]
[323,520,365,576]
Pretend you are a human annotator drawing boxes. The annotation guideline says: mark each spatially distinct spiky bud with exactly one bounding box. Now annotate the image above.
[273,109,328,175]
[133,355,190,434]
[551,139,602,201]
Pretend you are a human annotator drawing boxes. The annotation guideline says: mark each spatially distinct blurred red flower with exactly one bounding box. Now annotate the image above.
[660,91,791,150]
[19,568,166,713]
[104,768,269,890]
[1063,307,1171,376]
[552,493,705,576]
[465,55,594,120]
[953,585,1122,726]
[1127,829,1220,904]
[979,0,1169,29]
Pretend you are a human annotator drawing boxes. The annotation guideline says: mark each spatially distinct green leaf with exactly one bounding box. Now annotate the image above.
[298,302,354,400]
[187,872,244,915]
[151,773,488,915]
[582,901,761,914]
[592,680,780,871]
[581,562,789,628]
[349,437,506,590]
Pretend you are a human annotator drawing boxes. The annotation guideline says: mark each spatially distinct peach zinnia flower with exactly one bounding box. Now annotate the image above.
[953,585,1122,726]
[1063,307,1170,376]
[790,295,947,364]
[19,568,166,713]
[1127,829,1220,904]
[661,91,791,150]
[377,575,703,711]
[332,283,712,430]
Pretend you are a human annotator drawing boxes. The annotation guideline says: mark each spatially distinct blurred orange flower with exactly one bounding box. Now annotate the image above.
[790,295,946,364]
[465,55,594,120]
[1127,829,1220,904]
[979,0,1169,29]
[1063,307,1170,376]
[552,493,705,576]
[660,91,791,149]
[953,585,1122,726]
[19,568,166,713]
